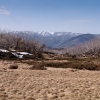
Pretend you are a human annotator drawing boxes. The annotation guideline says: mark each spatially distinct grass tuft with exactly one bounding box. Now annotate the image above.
[9,65,18,69]
[29,63,46,70]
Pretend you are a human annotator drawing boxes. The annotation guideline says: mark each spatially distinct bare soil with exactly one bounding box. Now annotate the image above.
[0,61,100,100]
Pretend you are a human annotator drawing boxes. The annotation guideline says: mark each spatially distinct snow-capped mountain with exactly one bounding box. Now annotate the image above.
[11,31,81,37]
[10,31,98,48]
[38,31,53,37]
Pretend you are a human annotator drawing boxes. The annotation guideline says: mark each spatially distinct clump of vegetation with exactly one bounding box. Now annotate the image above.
[9,65,18,69]
[80,61,97,70]
[22,57,100,70]
[72,55,77,58]
[42,62,68,68]
[23,55,35,59]
[0,52,17,59]
[29,64,46,70]
[42,60,100,70]
[67,61,98,70]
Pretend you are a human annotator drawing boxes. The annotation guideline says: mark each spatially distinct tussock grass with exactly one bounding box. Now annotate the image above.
[9,65,18,69]
[29,63,46,70]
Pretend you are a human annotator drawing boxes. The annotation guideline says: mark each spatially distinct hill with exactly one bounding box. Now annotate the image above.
[12,31,99,48]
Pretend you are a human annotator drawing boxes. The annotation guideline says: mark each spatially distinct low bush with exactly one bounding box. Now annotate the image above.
[80,61,97,70]
[0,52,18,60]
[9,65,18,69]
[43,60,99,70]
[23,55,35,59]
[43,62,68,68]
[72,55,76,58]
[29,63,46,70]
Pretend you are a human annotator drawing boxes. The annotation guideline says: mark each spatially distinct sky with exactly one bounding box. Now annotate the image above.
[0,0,100,34]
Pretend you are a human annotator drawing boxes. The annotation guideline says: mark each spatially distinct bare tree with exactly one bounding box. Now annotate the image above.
[0,30,45,56]
[64,36,100,56]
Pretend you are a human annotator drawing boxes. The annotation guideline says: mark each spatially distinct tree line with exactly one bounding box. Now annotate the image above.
[65,36,100,56]
[0,30,45,55]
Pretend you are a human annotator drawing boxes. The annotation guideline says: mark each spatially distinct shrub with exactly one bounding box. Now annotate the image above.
[42,62,68,68]
[42,60,99,70]
[64,61,98,70]
[0,52,17,59]
[29,63,46,70]
[72,55,76,58]
[23,55,35,59]
[79,61,97,70]
[9,65,18,69]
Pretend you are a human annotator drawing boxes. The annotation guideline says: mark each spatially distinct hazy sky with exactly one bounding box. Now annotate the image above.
[0,0,100,34]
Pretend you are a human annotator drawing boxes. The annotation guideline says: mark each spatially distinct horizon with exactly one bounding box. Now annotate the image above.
[0,30,98,35]
[0,0,100,34]
[10,30,94,35]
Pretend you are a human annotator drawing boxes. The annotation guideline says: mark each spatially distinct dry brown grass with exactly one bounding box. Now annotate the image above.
[0,60,100,100]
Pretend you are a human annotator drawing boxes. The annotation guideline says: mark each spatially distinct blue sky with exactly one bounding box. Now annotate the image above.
[0,0,100,34]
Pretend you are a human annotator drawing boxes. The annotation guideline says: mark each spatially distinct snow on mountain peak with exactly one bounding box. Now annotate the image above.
[11,31,81,37]
[38,31,53,36]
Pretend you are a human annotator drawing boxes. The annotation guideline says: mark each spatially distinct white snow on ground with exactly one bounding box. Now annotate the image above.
[17,52,33,55]
[0,49,9,52]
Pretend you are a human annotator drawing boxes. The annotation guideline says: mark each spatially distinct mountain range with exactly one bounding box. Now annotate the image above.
[12,31,99,48]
